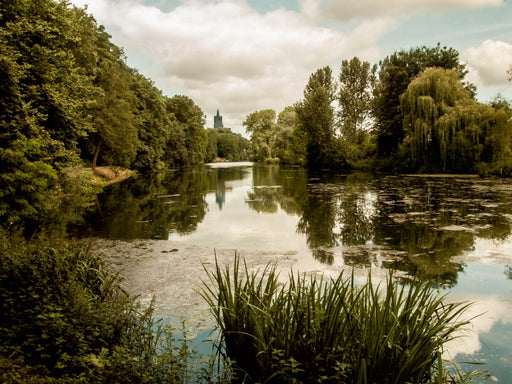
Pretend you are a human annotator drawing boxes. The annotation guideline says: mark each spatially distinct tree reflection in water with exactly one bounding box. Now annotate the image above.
[72,164,512,285]
[73,165,250,240]
[244,166,512,285]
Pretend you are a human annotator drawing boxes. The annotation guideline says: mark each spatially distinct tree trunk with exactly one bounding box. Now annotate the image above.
[92,140,102,174]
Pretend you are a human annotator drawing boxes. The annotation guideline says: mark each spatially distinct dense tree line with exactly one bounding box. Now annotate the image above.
[205,128,250,162]
[0,0,220,225]
[243,106,305,164]
[245,45,512,175]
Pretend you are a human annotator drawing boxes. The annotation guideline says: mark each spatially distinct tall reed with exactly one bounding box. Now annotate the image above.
[201,255,473,383]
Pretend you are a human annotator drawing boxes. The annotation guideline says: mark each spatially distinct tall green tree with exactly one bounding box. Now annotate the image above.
[165,95,207,166]
[295,66,336,169]
[275,106,305,165]
[338,57,376,141]
[216,131,238,160]
[81,24,140,171]
[0,0,93,223]
[337,57,377,168]
[204,129,219,163]
[373,45,469,159]
[244,109,277,162]
[131,73,171,170]
[480,96,512,175]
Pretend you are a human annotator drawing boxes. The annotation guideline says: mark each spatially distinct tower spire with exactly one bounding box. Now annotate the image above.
[214,109,224,129]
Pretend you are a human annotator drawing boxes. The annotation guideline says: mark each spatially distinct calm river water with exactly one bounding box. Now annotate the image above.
[79,162,512,381]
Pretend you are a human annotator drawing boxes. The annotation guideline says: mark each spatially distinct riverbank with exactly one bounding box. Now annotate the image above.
[92,166,135,185]
[89,238,503,381]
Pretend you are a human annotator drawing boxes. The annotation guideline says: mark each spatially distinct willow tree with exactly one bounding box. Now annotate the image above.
[373,45,469,159]
[400,67,505,173]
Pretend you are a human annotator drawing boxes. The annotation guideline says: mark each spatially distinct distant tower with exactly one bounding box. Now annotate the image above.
[214,109,224,129]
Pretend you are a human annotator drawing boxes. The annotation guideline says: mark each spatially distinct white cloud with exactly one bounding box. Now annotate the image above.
[303,0,504,22]
[344,18,398,59]
[463,40,512,87]
[443,294,512,359]
[70,0,396,132]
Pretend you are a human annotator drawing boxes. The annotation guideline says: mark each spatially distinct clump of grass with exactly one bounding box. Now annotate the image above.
[201,255,476,383]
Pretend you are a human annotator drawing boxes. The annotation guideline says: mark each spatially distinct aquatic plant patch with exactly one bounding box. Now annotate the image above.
[201,255,477,383]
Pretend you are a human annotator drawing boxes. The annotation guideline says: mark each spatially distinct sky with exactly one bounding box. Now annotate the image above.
[69,0,512,134]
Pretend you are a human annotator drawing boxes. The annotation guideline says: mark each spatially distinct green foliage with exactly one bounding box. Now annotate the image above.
[165,95,208,166]
[202,255,476,383]
[0,0,95,152]
[479,97,512,176]
[400,68,512,173]
[205,128,250,162]
[0,136,59,223]
[275,107,306,165]
[87,44,140,170]
[246,47,508,175]
[131,74,171,170]
[0,0,92,224]
[243,107,304,165]
[337,58,377,169]
[295,67,337,170]
[338,57,376,141]
[373,44,470,159]
[205,129,219,163]
[0,231,225,383]
[244,109,278,162]
[0,0,210,226]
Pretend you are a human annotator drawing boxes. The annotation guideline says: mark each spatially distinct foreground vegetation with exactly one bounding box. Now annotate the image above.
[202,256,486,384]
[0,231,226,383]
[0,230,490,383]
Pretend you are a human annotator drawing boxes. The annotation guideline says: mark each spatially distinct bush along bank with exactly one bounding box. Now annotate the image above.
[0,231,226,383]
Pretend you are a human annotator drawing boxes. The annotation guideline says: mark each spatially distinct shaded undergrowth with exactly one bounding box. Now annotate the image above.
[0,230,225,383]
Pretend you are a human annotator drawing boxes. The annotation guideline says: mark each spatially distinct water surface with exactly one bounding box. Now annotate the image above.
[77,162,512,381]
